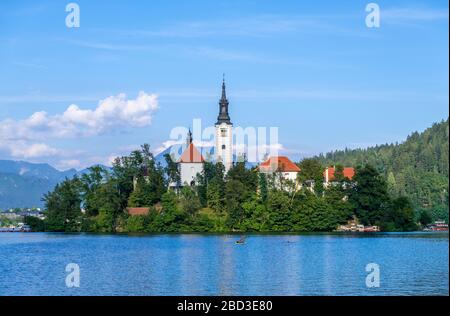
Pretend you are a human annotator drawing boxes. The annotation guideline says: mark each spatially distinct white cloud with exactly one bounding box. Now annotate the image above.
[0,91,158,142]
[0,91,158,161]
[5,142,60,159]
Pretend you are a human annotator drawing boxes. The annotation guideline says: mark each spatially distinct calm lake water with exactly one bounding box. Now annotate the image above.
[0,232,448,296]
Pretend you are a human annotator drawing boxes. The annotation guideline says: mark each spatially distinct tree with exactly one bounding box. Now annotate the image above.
[196,161,225,207]
[290,192,339,232]
[226,161,257,200]
[122,144,167,207]
[80,165,107,217]
[127,179,148,207]
[387,171,397,196]
[267,190,292,231]
[40,126,443,234]
[419,209,432,227]
[24,216,45,231]
[206,179,225,212]
[180,186,201,216]
[164,153,180,185]
[324,184,353,224]
[157,190,189,232]
[349,164,390,225]
[333,164,345,183]
[225,179,246,229]
[94,177,123,232]
[298,158,325,195]
[43,177,82,232]
[316,118,449,221]
[161,190,178,213]
[241,194,269,231]
[258,173,268,203]
[382,196,417,231]
[125,215,147,232]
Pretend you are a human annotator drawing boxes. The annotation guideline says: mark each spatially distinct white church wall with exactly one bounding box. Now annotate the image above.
[215,122,233,172]
[179,163,204,186]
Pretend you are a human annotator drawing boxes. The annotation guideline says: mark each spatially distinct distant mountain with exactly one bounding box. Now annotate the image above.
[0,146,210,209]
[154,145,215,167]
[0,160,108,210]
[0,160,77,183]
[0,145,259,209]
[0,172,56,210]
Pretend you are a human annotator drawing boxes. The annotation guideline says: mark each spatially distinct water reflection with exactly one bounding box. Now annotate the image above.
[0,232,447,296]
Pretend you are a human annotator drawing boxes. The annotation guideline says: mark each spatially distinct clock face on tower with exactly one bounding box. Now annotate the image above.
[221,128,227,137]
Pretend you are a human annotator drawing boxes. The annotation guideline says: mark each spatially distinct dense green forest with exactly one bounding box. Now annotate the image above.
[316,118,449,222]
[28,146,426,233]
[27,119,447,233]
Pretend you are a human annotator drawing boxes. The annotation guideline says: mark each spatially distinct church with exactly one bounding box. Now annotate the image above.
[172,78,233,188]
[127,77,357,218]
[171,78,356,190]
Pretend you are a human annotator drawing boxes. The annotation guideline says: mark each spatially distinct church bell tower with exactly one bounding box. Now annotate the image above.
[215,76,233,172]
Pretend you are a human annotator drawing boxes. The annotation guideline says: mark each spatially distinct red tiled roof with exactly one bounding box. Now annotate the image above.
[127,207,150,216]
[259,156,300,172]
[324,167,355,181]
[178,143,205,163]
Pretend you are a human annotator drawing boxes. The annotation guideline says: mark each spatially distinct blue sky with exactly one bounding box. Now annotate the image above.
[0,0,448,170]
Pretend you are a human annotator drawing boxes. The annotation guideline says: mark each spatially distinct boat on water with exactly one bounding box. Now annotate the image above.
[235,236,246,244]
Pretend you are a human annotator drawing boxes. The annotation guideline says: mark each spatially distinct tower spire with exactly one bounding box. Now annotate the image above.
[215,75,233,173]
[186,128,193,145]
[216,75,231,125]
[221,73,226,100]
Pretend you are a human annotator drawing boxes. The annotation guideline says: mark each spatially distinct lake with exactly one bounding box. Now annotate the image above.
[0,232,448,296]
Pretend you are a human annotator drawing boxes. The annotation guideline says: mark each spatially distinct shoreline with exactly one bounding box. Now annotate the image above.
[1,230,447,236]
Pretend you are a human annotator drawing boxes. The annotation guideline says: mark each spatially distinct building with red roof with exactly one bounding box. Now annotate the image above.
[126,207,150,216]
[173,129,205,187]
[259,156,301,173]
[258,156,355,192]
[258,156,301,189]
[178,142,205,164]
[324,166,355,184]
